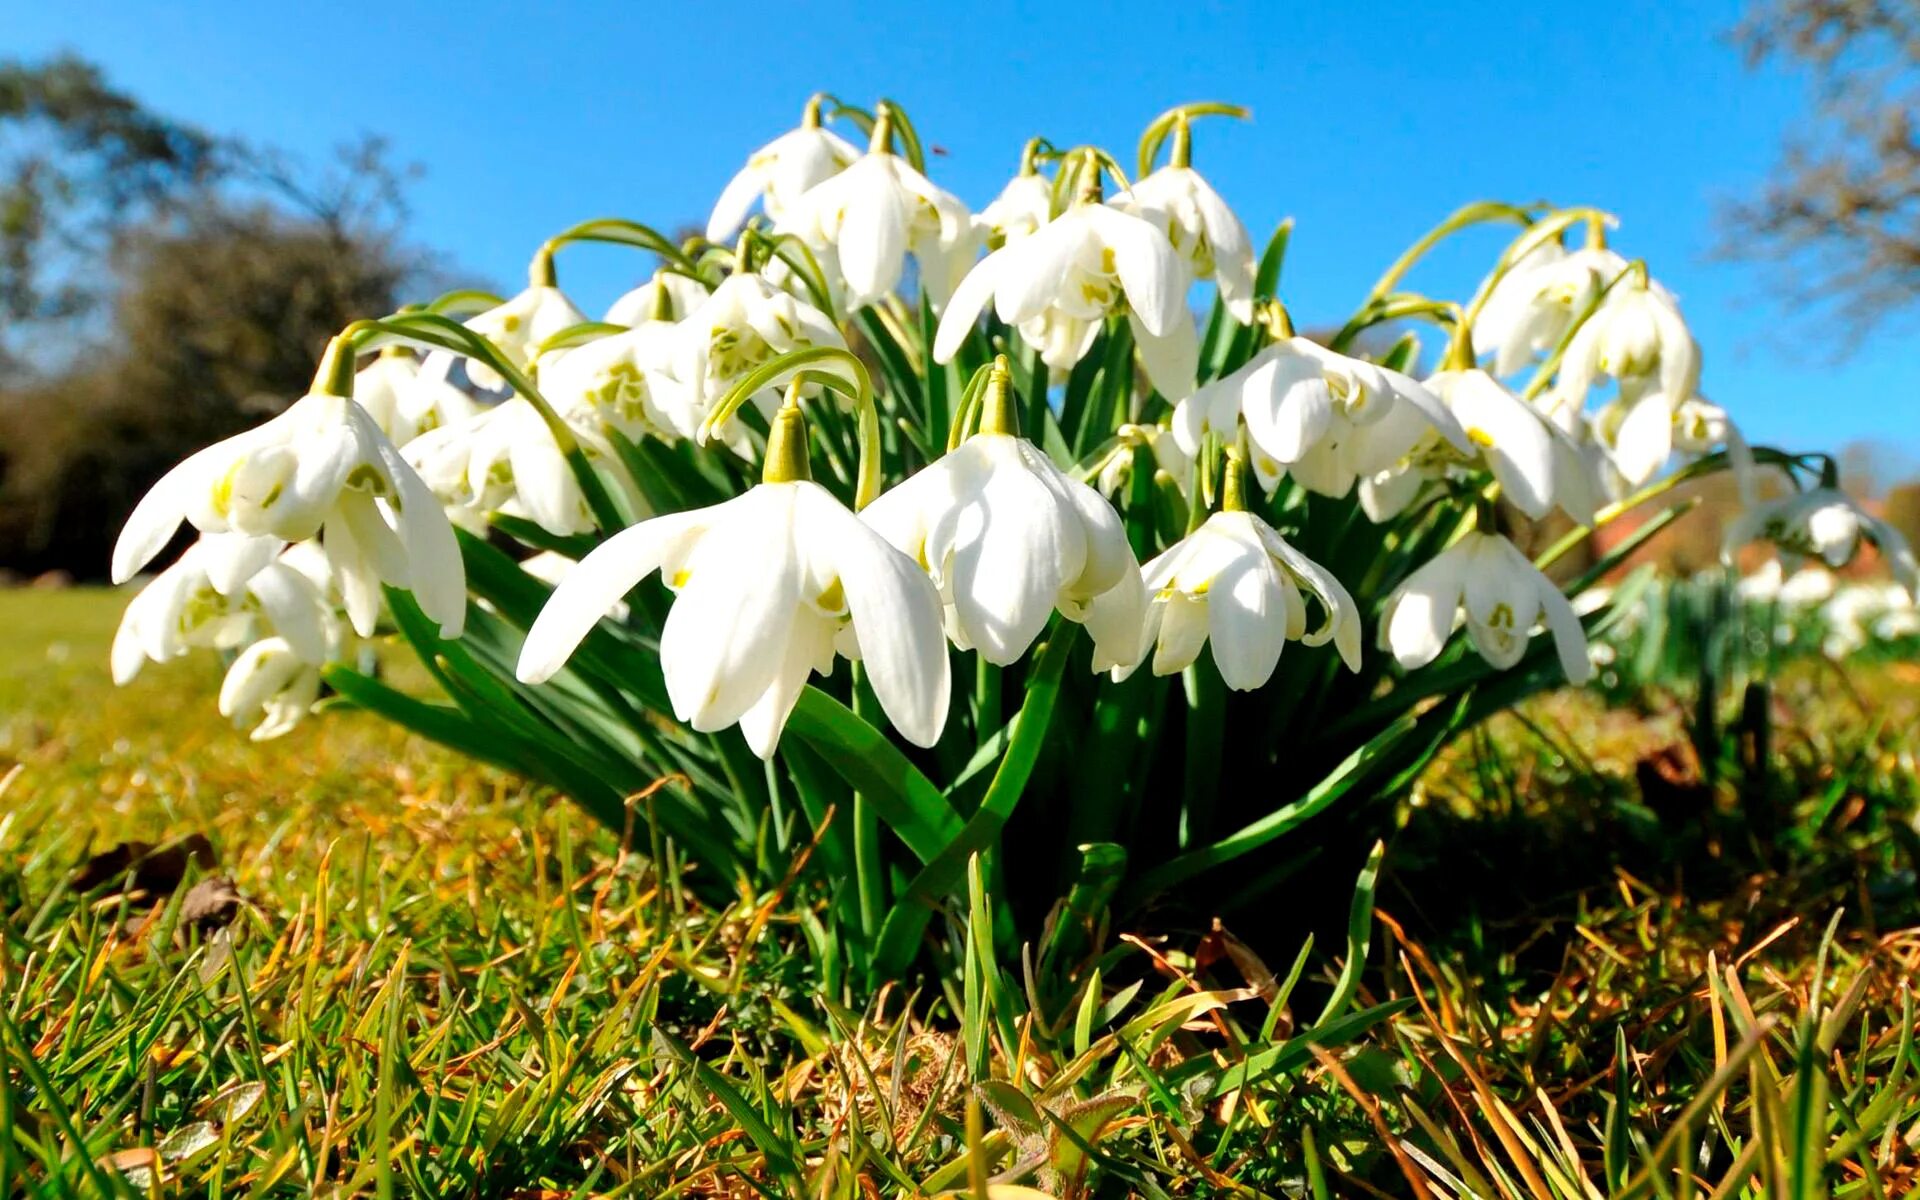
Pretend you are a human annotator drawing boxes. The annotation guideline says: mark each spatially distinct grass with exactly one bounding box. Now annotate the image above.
[1,588,1917,1196]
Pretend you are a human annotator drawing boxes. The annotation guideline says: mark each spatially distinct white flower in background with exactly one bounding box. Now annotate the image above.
[1116,164,1255,323]
[1734,558,1784,604]
[459,285,589,392]
[1723,486,1918,598]
[353,352,480,447]
[672,272,845,417]
[1426,368,1600,523]
[861,422,1146,668]
[1591,393,1755,499]
[706,117,860,242]
[112,388,466,638]
[219,636,324,741]
[603,271,711,326]
[518,454,950,758]
[1093,423,1193,500]
[1381,530,1592,683]
[1558,272,1699,409]
[1173,337,1468,490]
[1106,506,1362,689]
[935,198,1195,398]
[404,399,642,538]
[111,534,330,685]
[776,143,974,311]
[1473,241,1629,377]
[1778,565,1838,610]
[536,323,693,442]
[979,173,1054,247]
[1874,603,1920,642]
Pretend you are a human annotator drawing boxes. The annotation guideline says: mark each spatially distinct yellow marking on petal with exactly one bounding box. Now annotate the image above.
[1466,427,1496,448]
[670,568,692,589]
[816,578,845,614]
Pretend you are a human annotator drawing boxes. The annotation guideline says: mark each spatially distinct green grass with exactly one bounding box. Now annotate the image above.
[2,588,1918,1196]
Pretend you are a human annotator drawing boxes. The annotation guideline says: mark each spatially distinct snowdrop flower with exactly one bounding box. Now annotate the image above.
[705,100,860,242]
[1874,604,1920,642]
[1381,529,1592,683]
[775,109,973,311]
[603,271,710,326]
[1426,368,1600,523]
[1116,162,1255,323]
[935,190,1195,398]
[1558,271,1699,409]
[460,284,589,392]
[112,363,466,639]
[1778,565,1838,610]
[404,399,641,538]
[1173,330,1468,490]
[352,351,480,447]
[979,172,1054,247]
[518,398,949,758]
[861,364,1146,667]
[536,323,693,442]
[111,534,330,685]
[1723,486,1918,598]
[219,636,324,741]
[673,272,845,417]
[1472,240,1629,377]
[1105,452,1361,689]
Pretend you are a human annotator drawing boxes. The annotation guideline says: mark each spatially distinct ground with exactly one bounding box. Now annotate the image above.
[1,588,1916,1196]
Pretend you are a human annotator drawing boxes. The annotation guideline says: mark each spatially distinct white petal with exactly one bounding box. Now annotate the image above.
[707,164,767,242]
[995,218,1084,327]
[1131,309,1198,402]
[933,249,1007,363]
[1242,353,1333,464]
[1206,551,1286,690]
[1537,578,1593,684]
[807,485,950,747]
[660,503,800,731]
[737,611,836,759]
[517,506,712,683]
[838,171,908,308]
[1151,593,1209,676]
[1089,205,1185,336]
[1383,550,1465,670]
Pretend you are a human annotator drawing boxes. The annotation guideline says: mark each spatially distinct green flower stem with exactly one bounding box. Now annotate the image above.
[703,346,882,508]
[1360,200,1537,310]
[313,334,358,398]
[1136,101,1249,179]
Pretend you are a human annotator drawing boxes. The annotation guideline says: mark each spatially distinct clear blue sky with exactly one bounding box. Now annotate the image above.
[12,1,1917,464]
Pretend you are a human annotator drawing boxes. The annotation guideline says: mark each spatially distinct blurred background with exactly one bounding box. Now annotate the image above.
[2,0,1916,581]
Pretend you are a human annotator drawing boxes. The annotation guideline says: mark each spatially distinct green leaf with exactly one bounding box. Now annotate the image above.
[655,1031,805,1196]
[784,687,965,864]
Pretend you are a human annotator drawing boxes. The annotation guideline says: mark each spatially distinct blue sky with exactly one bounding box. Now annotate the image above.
[12,1,1916,463]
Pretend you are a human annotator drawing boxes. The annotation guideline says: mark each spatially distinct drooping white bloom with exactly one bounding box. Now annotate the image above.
[603,271,711,326]
[518,480,950,758]
[776,149,974,310]
[1723,486,1918,598]
[1116,165,1255,323]
[1473,242,1629,377]
[113,390,466,638]
[1426,368,1600,523]
[219,636,324,741]
[934,200,1195,399]
[1380,530,1592,683]
[461,285,590,392]
[111,534,329,685]
[1106,509,1362,689]
[536,322,693,442]
[861,432,1147,668]
[352,352,481,447]
[404,399,641,538]
[978,173,1054,247]
[1173,338,1469,491]
[1558,273,1699,409]
[706,121,860,242]
[672,272,845,416]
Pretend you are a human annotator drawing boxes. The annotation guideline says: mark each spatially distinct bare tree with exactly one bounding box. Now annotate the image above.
[1726,0,1920,341]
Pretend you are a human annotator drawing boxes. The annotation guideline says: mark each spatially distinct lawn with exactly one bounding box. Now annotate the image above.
[2,588,1917,1196]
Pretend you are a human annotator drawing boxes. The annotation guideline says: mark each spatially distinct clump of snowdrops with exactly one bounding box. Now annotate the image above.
[110,97,1902,985]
